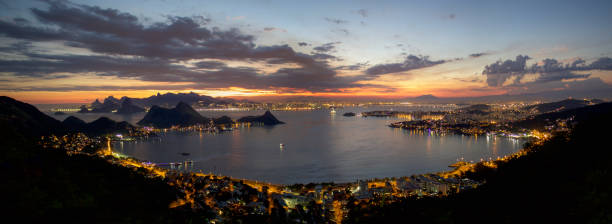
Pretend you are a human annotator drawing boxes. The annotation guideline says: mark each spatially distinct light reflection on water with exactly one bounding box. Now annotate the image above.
[49,106,525,184]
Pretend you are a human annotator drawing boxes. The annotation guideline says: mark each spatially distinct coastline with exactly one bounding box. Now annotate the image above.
[41,130,542,211]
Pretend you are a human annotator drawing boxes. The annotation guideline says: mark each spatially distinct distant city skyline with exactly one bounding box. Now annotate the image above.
[1,0,612,103]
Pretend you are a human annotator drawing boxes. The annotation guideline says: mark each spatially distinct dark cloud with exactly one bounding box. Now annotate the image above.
[0,2,255,61]
[357,9,368,18]
[0,19,66,41]
[335,62,369,71]
[297,42,309,47]
[313,42,339,53]
[365,55,446,76]
[0,41,31,53]
[482,55,612,87]
[506,77,612,97]
[194,61,225,69]
[1,47,367,92]
[0,1,312,64]
[453,77,481,83]
[324,17,348,24]
[527,58,590,83]
[263,27,286,32]
[0,84,196,92]
[13,18,29,24]
[311,53,336,60]
[590,57,612,70]
[469,52,488,58]
[310,42,342,61]
[0,52,193,80]
[333,28,350,36]
[482,55,531,87]
[0,1,384,93]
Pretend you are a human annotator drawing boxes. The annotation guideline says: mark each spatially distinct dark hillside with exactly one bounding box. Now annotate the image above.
[346,109,612,223]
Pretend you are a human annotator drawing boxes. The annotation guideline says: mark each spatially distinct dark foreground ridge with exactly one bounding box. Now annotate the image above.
[0,96,66,140]
[523,98,597,113]
[237,110,285,125]
[514,102,612,130]
[137,102,209,128]
[0,96,206,223]
[345,105,612,224]
[0,96,136,138]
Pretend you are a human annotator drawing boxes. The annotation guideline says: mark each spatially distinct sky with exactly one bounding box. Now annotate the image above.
[1,0,612,103]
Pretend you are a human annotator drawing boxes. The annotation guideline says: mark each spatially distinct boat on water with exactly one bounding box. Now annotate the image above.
[343,112,356,117]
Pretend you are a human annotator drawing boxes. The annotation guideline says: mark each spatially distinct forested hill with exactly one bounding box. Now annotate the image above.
[0,97,211,222]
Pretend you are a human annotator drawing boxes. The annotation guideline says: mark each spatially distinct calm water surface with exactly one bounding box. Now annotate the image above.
[47,106,525,184]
